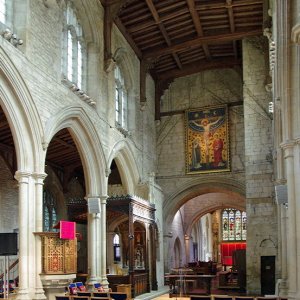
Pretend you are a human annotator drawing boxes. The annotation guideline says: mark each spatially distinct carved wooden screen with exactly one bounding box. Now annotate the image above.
[38,232,77,274]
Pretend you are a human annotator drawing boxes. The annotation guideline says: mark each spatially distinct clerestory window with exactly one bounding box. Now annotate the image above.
[0,0,6,24]
[62,2,86,90]
[114,65,127,129]
[0,0,12,28]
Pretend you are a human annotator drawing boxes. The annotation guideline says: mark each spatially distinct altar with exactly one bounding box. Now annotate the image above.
[165,274,216,297]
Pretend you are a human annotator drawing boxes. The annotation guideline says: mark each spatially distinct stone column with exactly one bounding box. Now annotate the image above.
[184,235,190,264]
[279,204,288,296]
[107,231,115,274]
[15,171,32,300]
[86,197,102,287]
[163,232,173,272]
[207,214,213,261]
[282,142,297,299]
[33,172,47,300]
[100,195,109,286]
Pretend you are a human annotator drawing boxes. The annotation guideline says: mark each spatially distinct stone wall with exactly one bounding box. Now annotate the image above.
[243,36,277,294]
[156,69,245,217]
[156,68,246,274]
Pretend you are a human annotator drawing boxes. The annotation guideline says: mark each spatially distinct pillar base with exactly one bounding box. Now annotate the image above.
[15,288,31,300]
[33,287,47,300]
[41,274,76,300]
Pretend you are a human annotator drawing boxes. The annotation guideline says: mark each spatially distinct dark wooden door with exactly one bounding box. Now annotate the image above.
[261,256,275,295]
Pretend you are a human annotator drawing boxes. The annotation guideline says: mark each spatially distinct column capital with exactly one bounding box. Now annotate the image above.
[32,172,48,184]
[184,235,190,241]
[100,195,108,204]
[280,140,296,158]
[14,170,32,183]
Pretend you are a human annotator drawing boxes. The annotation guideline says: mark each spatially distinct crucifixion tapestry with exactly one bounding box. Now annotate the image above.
[186,105,230,174]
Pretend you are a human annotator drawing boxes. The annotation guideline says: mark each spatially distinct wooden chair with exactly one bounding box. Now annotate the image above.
[234,297,255,300]
[256,297,278,300]
[190,295,211,300]
[55,296,70,300]
[213,296,234,300]
[110,292,127,300]
[93,292,110,298]
[71,296,90,300]
[90,297,110,300]
[256,296,278,300]
[77,292,92,297]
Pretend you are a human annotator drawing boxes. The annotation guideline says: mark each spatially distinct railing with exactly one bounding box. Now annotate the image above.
[0,257,18,281]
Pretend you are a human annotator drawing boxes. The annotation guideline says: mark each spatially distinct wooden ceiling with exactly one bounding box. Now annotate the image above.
[104,0,264,81]
[101,0,265,119]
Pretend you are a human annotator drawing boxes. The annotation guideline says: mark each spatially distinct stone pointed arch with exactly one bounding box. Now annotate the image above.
[43,106,107,196]
[0,46,43,171]
[107,140,140,195]
[164,177,245,228]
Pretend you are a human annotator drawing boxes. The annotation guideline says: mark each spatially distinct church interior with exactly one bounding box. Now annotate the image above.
[0,0,298,299]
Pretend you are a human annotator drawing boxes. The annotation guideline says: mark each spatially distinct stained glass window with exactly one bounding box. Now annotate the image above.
[43,190,57,232]
[222,208,246,241]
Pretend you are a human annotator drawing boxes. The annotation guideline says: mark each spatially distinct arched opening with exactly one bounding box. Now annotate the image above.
[0,105,19,286]
[165,186,247,294]
[44,128,87,277]
[174,238,182,269]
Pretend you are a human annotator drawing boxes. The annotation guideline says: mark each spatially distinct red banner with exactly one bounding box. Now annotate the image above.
[59,221,76,240]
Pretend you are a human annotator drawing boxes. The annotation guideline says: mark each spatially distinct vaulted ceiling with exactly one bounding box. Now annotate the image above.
[101,0,266,118]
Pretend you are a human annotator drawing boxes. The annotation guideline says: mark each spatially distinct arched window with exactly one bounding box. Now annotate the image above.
[43,190,57,232]
[113,233,121,262]
[0,0,12,28]
[222,208,246,241]
[114,65,127,129]
[62,2,86,90]
[0,0,6,24]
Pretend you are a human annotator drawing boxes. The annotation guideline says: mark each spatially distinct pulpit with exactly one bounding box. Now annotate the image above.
[35,232,77,274]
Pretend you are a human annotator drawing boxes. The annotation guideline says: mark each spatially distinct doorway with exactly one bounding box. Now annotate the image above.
[261,256,275,295]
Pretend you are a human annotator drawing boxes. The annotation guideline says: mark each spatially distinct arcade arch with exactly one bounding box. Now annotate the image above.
[164,180,246,272]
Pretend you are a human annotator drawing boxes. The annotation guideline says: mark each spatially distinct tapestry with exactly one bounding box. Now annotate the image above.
[186,105,230,174]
